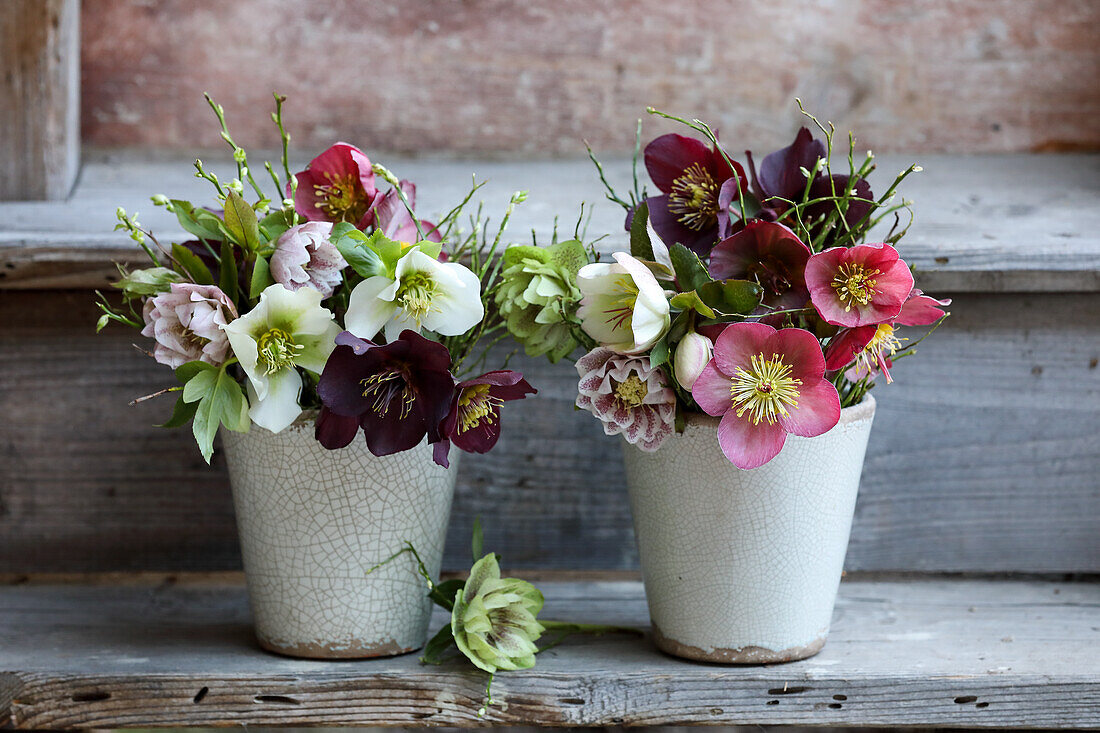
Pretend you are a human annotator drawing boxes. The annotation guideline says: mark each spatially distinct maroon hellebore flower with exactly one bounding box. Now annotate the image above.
[432,370,536,468]
[708,221,813,311]
[315,330,456,457]
[292,143,380,228]
[644,133,747,256]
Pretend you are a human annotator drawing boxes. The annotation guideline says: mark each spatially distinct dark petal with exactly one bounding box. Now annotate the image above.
[647,194,720,256]
[315,407,361,449]
[623,205,637,233]
[758,127,827,202]
[397,330,454,374]
[411,370,458,443]
[359,405,427,456]
[316,344,377,417]
[432,439,452,468]
[451,415,501,454]
[709,155,748,196]
[489,376,537,402]
[335,330,377,354]
[806,175,875,241]
[644,134,714,193]
[744,149,766,201]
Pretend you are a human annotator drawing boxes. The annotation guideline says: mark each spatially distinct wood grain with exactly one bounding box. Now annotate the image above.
[0,290,1097,574]
[1,578,1098,728]
[0,0,79,201]
[78,0,1100,155]
[1,152,1098,292]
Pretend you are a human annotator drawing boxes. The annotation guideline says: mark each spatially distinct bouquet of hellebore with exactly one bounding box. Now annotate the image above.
[96,95,534,464]
[497,105,950,469]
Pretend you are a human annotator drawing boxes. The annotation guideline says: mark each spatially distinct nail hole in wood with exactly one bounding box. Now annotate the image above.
[833,694,847,701]
[768,686,809,695]
[829,703,843,709]
[766,700,779,705]
[976,702,990,708]
[72,691,111,703]
[254,694,301,705]
[193,686,208,703]
[955,695,978,704]
[412,712,434,719]
[558,697,585,705]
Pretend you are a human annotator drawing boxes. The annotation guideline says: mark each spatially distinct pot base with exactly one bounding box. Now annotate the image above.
[257,634,420,660]
[652,624,825,664]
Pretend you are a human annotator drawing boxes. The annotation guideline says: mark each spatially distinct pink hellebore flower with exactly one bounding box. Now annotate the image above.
[576,348,676,452]
[292,143,380,228]
[825,289,951,383]
[804,243,914,328]
[141,283,238,368]
[269,221,348,298]
[692,322,840,470]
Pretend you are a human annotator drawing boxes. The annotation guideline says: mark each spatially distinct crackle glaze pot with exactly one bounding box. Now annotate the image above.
[221,413,457,659]
[622,395,875,664]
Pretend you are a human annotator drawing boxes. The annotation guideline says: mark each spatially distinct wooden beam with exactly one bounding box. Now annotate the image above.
[0,0,80,201]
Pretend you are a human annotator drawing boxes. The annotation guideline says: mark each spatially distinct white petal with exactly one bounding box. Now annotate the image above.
[383,311,421,342]
[422,261,484,336]
[645,214,674,271]
[345,276,399,339]
[247,368,302,433]
[221,317,264,395]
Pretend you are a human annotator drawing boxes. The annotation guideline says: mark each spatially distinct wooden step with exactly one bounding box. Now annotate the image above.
[1,576,1097,728]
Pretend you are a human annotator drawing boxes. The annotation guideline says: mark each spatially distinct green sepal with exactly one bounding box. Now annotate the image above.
[170,243,214,285]
[649,335,670,369]
[697,279,763,316]
[503,244,549,268]
[420,622,458,665]
[249,257,274,299]
[629,200,653,260]
[669,243,711,292]
[669,290,716,319]
[171,200,225,242]
[546,239,589,274]
[219,239,239,301]
[223,190,261,251]
[417,240,443,261]
[157,394,199,429]
[471,516,484,562]
[95,314,111,332]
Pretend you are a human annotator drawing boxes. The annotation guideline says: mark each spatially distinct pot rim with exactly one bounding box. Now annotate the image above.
[679,393,876,431]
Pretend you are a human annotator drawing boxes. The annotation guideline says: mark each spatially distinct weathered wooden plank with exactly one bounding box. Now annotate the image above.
[1,579,1098,728]
[0,0,80,200]
[1,290,1097,574]
[0,153,1097,291]
[78,1,1100,155]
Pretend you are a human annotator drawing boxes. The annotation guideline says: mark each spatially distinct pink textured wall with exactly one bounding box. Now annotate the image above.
[81,0,1100,155]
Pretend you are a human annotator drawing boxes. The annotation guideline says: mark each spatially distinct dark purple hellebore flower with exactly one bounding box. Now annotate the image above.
[432,370,536,467]
[709,221,812,312]
[644,133,748,256]
[315,330,456,457]
[746,127,827,210]
[292,143,381,229]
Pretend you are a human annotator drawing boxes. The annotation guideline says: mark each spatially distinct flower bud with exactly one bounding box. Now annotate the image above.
[673,331,713,390]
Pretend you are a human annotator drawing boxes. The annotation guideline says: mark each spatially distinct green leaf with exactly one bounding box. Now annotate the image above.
[417,240,443,260]
[258,209,292,242]
[669,243,711,292]
[332,231,384,279]
[471,517,484,561]
[182,368,218,403]
[157,394,199,428]
[649,335,670,369]
[112,266,184,299]
[430,579,466,613]
[697,279,763,316]
[364,230,415,278]
[503,244,550,268]
[219,239,239,301]
[171,243,215,285]
[420,623,458,665]
[175,360,215,385]
[546,239,589,274]
[223,190,261,251]
[629,200,653,260]
[171,200,226,242]
[249,256,274,299]
[669,290,716,319]
[191,366,245,464]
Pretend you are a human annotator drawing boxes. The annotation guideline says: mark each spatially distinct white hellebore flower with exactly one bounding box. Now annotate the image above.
[576,251,670,354]
[221,284,340,433]
[344,247,484,340]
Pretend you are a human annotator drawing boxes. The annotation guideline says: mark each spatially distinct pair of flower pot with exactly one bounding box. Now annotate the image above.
[222,398,875,662]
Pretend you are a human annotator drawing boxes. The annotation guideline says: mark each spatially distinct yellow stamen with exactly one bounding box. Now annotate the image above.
[396,271,439,324]
[456,383,503,434]
[360,371,415,419]
[256,328,303,375]
[856,323,906,383]
[730,354,802,425]
[668,162,719,231]
[831,263,881,311]
[314,172,367,223]
[614,374,649,408]
[603,275,639,330]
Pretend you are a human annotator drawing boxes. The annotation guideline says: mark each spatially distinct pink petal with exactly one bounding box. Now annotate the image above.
[768,327,826,382]
[779,379,841,438]
[713,321,776,375]
[824,327,875,371]
[895,290,951,326]
[717,410,787,469]
[691,362,734,416]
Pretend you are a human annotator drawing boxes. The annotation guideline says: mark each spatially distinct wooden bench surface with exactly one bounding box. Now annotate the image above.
[1,576,1098,728]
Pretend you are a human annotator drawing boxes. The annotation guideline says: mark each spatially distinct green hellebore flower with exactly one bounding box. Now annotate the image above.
[495,239,589,363]
[451,553,545,674]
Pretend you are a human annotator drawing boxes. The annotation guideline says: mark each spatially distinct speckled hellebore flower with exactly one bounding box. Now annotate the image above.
[805,243,915,327]
[576,252,670,355]
[292,143,380,228]
[269,221,348,298]
[576,347,676,452]
[221,284,340,433]
[434,370,537,468]
[825,289,951,383]
[708,220,813,311]
[371,180,442,244]
[141,283,238,368]
[451,552,545,674]
[315,330,455,457]
[644,133,748,255]
[692,322,840,469]
[344,247,484,341]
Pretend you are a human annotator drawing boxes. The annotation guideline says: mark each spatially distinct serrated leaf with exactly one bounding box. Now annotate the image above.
[332,231,384,280]
[171,243,214,285]
[503,244,550,268]
[547,239,589,274]
[471,517,484,561]
[669,290,716,319]
[697,279,763,316]
[249,257,274,299]
[669,243,711,292]
[649,335,670,369]
[191,366,241,464]
[629,200,654,260]
[157,394,199,428]
[223,191,261,251]
[219,239,239,301]
[171,200,226,242]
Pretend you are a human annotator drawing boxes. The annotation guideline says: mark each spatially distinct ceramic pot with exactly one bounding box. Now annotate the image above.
[221,414,457,659]
[622,396,875,663]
